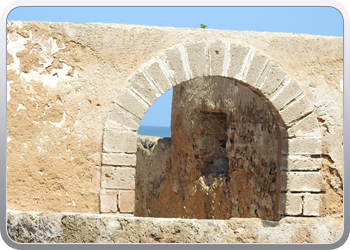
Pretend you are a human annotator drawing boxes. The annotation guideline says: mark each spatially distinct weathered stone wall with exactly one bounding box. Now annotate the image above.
[135,135,171,216]
[135,77,282,220]
[7,21,343,219]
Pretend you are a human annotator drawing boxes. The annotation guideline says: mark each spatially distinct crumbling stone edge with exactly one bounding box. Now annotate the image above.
[6,210,343,243]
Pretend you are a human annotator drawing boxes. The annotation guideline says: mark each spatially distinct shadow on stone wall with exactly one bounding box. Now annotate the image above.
[135,77,288,221]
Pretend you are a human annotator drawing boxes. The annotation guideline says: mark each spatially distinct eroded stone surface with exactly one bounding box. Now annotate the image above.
[7,21,342,218]
[6,210,343,243]
[136,77,282,221]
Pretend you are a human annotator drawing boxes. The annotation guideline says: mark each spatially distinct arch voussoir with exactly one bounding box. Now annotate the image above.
[285,112,321,138]
[279,94,314,126]
[126,71,162,106]
[185,42,210,78]
[207,41,227,76]
[143,57,174,94]
[269,78,303,111]
[164,45,190,85]
[106,103,141,131]
[257,63,290,98]
[224,43,251,79]
[243,50,270,86]
[114,87,150,120]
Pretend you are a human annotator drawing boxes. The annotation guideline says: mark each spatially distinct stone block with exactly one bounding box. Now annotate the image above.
[106,104,141,131]
[270,78,303,110]
[282,138,322,155]
[102,153,136,166]
[286,112,320,137]
[303,194,322,216]
[253,60,274,89]
[119,190,135,213]
[100,190,118,213]
[128,71,161,105]
[244,51,270,87]
[145,61,174,93]
[114,87,150,120]
[101,166,135,189]
[279,193,302,215]
[283,172,325,192]
[226,43,251,79]
[165,47,188,85]
[208,41,226,76]
[281,157,322,171]
[279,94,314,125]
[103,130,137,153]
[258,64,288,97]
[186,42,208,78]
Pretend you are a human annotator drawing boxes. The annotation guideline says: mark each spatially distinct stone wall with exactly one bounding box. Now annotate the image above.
[135,77,282,220]
[7,21,343,221]
[134,77,338,220]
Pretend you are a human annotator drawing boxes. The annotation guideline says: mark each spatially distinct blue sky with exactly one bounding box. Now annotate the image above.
[7,7,343,127]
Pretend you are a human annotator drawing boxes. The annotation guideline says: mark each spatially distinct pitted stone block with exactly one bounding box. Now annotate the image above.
[279,193,302,215]
[281,157,322,171]
[270,78,303,110]
[244,51,270,87]
[101,166,135,189]
[260,64,289,98]
[253,60,274,89]
[226,43,251,79]
[286,112,320,137]
[279,95,314,125]
[100,190,118,213]
[119,190,135,213]
[165,47,188,85]
[208,41,226,76]
[259,64,288,97]
[103,130,137,153]
[282,172,325,192]
[102,153,136,166]
[282,138,322,155]
[107,104,141,131]
[115,87,150,120]
[185,42,208,78]
[128,71,161,105]
[303,194,322,216]
[145,60,174,93]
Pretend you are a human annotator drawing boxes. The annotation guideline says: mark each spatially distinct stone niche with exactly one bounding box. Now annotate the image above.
[136,76,282,221]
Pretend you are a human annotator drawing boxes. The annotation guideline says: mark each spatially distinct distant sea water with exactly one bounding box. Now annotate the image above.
[138,126,171,138]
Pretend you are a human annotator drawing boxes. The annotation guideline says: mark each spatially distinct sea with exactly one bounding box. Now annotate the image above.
[138,126,171,138]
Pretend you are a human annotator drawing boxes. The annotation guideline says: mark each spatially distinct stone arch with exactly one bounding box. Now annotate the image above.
[100,41,324,218]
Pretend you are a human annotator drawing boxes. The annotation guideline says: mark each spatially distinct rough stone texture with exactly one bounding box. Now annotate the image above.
[7,21,342,219]
[135,135,171,216]
[106,104,141,131]
[101,166,135,189]
[103,130,138,153]
[6,210,343,243]
[303,194,322,216]
[100,190,118,213]
[281,157,322,171]
[102,153,136,166]
[319,156,343,217]
[279,193,302,216]
[128,71,161,106]
[282,172,325,192]
[119,190,135,213]
[136,77,282,221]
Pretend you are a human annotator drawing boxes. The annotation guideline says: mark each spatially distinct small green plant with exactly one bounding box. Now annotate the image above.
[200,24,207,29]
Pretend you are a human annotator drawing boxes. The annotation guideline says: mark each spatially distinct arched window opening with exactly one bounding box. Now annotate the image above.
[135,76,282,221]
